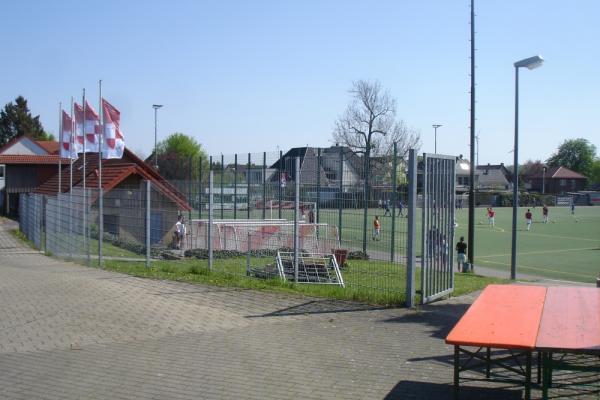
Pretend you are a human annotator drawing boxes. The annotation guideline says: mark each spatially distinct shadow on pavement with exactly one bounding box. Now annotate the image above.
[246,299,389,317]
[381,302,470,340]
[384,380,522,400]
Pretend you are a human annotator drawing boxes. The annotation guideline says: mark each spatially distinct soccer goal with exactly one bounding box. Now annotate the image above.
[189,219,340,253]
[275,251,344,287]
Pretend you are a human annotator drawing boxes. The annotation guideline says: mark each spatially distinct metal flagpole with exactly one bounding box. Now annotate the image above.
[69,97,74,259]
[98,80,103,268]
[58,102,62,241]
[82,89,89,264]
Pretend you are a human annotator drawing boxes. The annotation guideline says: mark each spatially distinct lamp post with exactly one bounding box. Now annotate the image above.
[152,104,163,169]
[510,55,544,280]
[432,124,442,154]
[542,166,547,194]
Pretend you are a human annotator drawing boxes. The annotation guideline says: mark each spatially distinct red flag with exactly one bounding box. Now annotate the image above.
[101,98,125,159]
[60,111,77,160]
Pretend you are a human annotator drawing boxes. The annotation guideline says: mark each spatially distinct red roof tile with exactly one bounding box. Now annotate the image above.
[35,141,60,154]
[528,166,587,180]
[0,154,70,165]
[35,149,191,211]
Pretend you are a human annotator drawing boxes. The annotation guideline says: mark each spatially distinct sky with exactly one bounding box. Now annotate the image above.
[1,0,599,165]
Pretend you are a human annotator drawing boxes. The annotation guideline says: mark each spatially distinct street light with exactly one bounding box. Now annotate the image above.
[432,124,442,153]
[510,55,543,280]
[152,104,163,169]
[542,166,547,194]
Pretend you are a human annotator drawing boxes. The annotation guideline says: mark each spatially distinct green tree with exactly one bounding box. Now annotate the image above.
[152,132,209,180]
[590,158,600,186]
[0,96,53,146]
[546,138,596,177]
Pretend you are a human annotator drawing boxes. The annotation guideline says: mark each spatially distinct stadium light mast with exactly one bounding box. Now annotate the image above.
[153,104,163,169]
[432,124,442,154]
[510,55,544,280]
[542,166,547,194]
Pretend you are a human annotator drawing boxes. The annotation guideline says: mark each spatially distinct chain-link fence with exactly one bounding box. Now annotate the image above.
[19,145,414,303]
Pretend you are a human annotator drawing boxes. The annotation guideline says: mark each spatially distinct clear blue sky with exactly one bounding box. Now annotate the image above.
[1,0,599,165]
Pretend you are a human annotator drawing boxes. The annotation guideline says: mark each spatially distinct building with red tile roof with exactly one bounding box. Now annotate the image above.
[525,166,587,194]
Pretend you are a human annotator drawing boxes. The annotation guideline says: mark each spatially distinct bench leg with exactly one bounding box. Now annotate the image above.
[454,345,460,400]
[537,351,541,384]
[486,347,491,378]
[525,352,532,400]
[542,352,549,400]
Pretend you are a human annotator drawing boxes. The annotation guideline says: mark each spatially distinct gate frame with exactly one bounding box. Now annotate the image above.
[420,153,457,304]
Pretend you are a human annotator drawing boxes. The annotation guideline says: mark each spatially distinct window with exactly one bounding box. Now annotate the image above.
[0,165,5,178]
[560,179,566,186]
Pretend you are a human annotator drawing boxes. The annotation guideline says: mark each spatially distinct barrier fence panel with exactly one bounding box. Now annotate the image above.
[16,144,420,305]
[420,153,456,304]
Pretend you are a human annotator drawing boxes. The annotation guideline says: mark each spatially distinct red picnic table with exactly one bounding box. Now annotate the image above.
[446,284,600,400]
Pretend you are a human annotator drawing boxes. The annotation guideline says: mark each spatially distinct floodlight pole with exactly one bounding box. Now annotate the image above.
[510,55,544,280]
[542,167,546,194]
[467,0,476,269]
[432,124,442,154]
[153,104,163,169]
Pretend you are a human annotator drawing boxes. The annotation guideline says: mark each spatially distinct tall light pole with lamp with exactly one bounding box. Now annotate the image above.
[542,166,547,194]
[152,104,163,170]
[510,55,544,280]
[432,124,442,154]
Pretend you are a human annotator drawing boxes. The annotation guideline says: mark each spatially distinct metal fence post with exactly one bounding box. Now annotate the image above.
[198,157,202,219]
[208,170,214,271]
[278,150,283,219]
[338,148,343,242]
[220,154,224,219]
[294,157,300,283]
[247,153,251,220]
[406,149,417,308]
[146,180,151,268]
[390,142,397,262]
[99,187,103,268]
[189,156,193,223]
[234,153,238,219]
[246,231,251,276]
[316,148,321,223]
[362,153,368,253]
[262,152,267,220]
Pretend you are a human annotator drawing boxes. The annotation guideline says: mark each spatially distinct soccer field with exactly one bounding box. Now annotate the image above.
[198,205,600,283]
[453,206,600,283]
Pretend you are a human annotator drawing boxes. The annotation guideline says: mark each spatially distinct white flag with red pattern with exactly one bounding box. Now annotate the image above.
[60,110,78,160]
[101,98,125,159]
[84,100,100,152]
[73,103,85,153]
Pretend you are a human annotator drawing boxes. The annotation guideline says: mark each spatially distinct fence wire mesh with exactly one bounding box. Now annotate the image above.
[18,146,414,303]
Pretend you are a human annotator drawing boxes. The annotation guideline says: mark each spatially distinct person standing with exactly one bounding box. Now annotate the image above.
[175,215,184,249]
[456,236,467,272]
[525,209,533,231]
[488,207,496,228]
[372,215,381,241]
[397,200,404,217]
[542,205,549,223]
[384,200,391,216]
[571,201,575,215]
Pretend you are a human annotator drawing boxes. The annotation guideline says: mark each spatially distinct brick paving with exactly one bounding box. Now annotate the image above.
[0,218,596,399]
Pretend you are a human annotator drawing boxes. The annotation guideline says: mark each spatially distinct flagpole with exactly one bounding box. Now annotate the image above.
[98,79,103,268]
[83,89,89,265]
[69,97,74,259]
[58,101,62,243]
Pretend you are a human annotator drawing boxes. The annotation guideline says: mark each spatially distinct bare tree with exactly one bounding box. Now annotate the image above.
[332,80,421,160]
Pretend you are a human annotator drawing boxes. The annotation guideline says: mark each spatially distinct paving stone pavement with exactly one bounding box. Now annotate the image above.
[0,219,596,399]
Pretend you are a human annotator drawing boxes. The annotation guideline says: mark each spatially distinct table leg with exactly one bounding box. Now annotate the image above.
[542,352,549,400]
[525,352,532,400]
[454,345,459,400]
[548,352,553,386]
[537,351,541,384]
[486,347,491,378]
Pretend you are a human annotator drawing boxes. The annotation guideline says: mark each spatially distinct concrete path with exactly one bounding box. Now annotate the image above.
[0,218,595,399]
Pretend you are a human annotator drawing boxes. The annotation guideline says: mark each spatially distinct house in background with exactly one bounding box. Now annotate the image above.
[0,136,69,216]
[476,163,512,190]
[525,166,587,194]
[35,148,191,246]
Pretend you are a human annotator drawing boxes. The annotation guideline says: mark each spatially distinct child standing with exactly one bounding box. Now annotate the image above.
[525,209,533,231]
[372,216,381,241]
[542,205,549,223]
[456,236,467,272]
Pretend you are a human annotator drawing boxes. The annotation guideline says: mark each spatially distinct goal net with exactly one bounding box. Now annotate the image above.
[189,219,339,253]
[275,251,344,286]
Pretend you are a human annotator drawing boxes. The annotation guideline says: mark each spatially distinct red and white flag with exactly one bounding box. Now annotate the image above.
[73,103,85,153]
[101,98,125,159]
[60,111,78,160]
[84,100,100,152]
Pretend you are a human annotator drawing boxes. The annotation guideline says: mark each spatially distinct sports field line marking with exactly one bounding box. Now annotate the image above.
[478,247,597,259]
[477,227,599,243]
[479,259,594,280]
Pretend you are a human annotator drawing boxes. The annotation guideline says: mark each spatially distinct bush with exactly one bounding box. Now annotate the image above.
[347,251,369,260]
